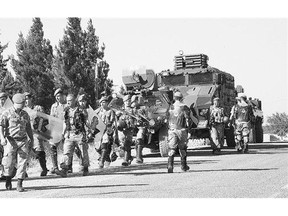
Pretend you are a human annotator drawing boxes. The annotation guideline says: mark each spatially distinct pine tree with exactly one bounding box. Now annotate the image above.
[55,18,113,108]
[266,112,288,137]
[10,18,55,111]
[0,41,9,84]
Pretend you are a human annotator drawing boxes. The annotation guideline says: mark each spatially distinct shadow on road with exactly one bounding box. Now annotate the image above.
[0,183,148,193]
[192,167,278,173]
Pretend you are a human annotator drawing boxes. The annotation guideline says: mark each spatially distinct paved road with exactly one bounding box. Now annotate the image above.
[0,142,288,198]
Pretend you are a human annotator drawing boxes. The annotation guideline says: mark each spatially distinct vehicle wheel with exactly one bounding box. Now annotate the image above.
[158,125,169,157]
[225,126,236,148]
[255,121,263,143]
[249,125,256,143]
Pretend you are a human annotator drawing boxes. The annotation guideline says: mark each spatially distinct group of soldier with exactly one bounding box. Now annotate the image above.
[0,88,255,192]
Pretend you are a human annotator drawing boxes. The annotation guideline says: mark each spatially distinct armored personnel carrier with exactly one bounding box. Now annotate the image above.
[121,52,263,156]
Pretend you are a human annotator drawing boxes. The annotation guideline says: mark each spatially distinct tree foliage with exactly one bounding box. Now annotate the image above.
[55,18,112,108]
[265,112,288,137]
[10,18,55,111]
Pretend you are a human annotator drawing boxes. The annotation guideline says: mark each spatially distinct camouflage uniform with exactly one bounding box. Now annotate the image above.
[49,88,66,174]
[118,95,135,166]
[230,95,255,153]
[209,98,225,154]
[0,92,7,180]
[0,93,33,191]
[132,95,148,164]
[24,92,49,176]
[60,102,89,176]
[167,92,192,173]
[95,96,117,168]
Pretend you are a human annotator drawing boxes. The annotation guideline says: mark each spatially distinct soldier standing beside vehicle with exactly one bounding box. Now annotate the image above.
[59,94,89,177]
[117,94,135,166]
[49,88,66,175]
[0,92,8,181]
[229,93,255,153]
[95,96,118,168]
[167,91,193,173]
[209,97,226,155]
[131,95,148,164]
[24,92,49,176]
[0,93,34,192]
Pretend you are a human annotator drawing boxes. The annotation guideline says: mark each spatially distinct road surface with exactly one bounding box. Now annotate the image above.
[0,142,288,198]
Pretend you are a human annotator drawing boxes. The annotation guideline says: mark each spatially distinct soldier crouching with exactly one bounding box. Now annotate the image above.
[0,93,34,192]
[167,91,192,173]
[59,94,89,177]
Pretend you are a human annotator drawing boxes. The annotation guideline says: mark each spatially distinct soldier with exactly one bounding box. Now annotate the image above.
[49,88,67,175]
[95,96,118,168]
[59,94,89,176]
[209,97,226,154]
[131,95,147,164]
[229,93,255,153]
[117,94,135,166]
[167,91,192,173]
[0,93,34,192]
[24,92,49,176]
[0,92,7,181]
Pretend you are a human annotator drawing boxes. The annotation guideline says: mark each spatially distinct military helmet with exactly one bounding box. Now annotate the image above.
[24,92,32,98]
[78,94,86,102]
[213,97,220,102]
[99,96,108,104]
[0,92,7,99]
[54,88,63,97]
[131,95,137,103]
[174,91,183,98]
[12,93,25,104]
[238,93,247,99]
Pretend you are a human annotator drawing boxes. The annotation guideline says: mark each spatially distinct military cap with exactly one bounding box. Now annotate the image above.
[99,96,108,104]
[12,93,25,104]
[174,91,183,98]
[78,94,86,102]
[213,97,220,101]
[54,88,63,97]
[66,94,75,100]
[0,92,7,99]
[238,93,247,99]
[24,92,32,98]
[123,94,131,102]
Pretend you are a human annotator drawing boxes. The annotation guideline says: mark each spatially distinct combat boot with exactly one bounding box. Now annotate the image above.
[5,176,12,190]
[122,150,133,166]
[67,164,73,173]
[37,151,48,177]
[136,143,144,164]
[181,156,190,172]
[17,179,24,192]
[167,156,174,173]
[99,149,107,169]
[83,167,89,176]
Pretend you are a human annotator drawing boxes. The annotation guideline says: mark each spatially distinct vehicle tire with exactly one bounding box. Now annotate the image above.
[158,125,169,157]
[225,126,236,148]
[249,125,256,143]
[255,121,263,143]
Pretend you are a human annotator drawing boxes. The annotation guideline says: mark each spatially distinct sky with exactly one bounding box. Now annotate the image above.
[0,1,287,122]
[0,0,287,214]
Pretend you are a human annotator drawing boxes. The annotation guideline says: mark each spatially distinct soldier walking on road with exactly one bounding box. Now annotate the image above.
[49,88,66,175]
[95,96,118,168]
[117,94,135,166]
[229,93,255,153]
[209,97,226,155]
[167,91,193,173]
[131,95,147,164]
[59,94,89,177]
[24,92,49,176]
[0,93,34,192]
[0,92,8,181]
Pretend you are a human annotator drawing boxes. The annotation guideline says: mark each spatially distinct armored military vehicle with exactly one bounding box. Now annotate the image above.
[121,52,263,156]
